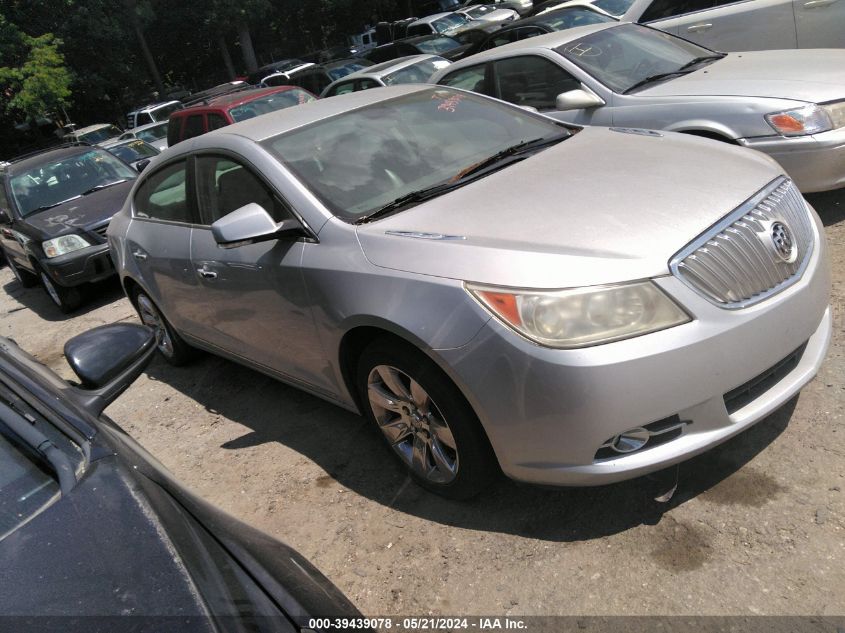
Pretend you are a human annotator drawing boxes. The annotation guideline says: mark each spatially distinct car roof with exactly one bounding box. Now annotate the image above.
[460,21,617,62]
[210,84,434,142]
[177,86,304,113]
[129,100,181,114]
[345,55,434,78]
[410,12,453,24]
[129,121,169,132]
[4,145,96,175]
[73,124,116,134]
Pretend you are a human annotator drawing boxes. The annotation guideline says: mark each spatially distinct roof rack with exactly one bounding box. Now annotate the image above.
[181,83,253,107]
[3,141,91,166]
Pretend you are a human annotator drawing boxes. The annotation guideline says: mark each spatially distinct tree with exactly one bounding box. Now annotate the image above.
[0,14,71,124]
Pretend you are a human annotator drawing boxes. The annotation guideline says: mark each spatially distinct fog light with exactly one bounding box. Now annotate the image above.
[611,428,650,453]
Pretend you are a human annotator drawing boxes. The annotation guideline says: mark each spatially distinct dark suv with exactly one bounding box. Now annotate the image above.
[0,144,137,312]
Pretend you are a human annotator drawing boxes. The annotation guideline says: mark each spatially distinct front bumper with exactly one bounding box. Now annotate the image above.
[437,208,831,487]
[40,243,116,287]
[740,126,845,193]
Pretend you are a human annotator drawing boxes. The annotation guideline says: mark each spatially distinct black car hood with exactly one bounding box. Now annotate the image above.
[21,180,134,239]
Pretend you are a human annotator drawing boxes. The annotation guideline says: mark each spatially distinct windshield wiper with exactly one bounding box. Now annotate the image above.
[623,54,726,95]
[28,196,82,214]
[676,53,726,72]
[81,179,129,196]
[355,133,570,225]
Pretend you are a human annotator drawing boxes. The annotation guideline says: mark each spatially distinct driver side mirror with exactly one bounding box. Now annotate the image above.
[65,323,157,416]
[211,202,307,249]
[135,159,151,173]
[555,88,606,111]
[0,209,10,224]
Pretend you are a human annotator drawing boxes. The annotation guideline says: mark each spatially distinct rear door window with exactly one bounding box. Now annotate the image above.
[492,55,580,110]
[208,114,229,131]
[182,114,206,141]
[640,0,719,21]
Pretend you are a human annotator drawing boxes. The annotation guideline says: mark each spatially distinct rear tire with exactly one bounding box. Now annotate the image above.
[38,268,82,313]
[6,255,38,288]
[356,338,498,500]
[131,288,195,366]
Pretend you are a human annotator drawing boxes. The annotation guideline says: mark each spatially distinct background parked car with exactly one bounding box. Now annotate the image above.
[0,323,367,628]
[102,138,160,172]
[457,4,520,22]
[126,100,183,129]
[433,22,845,192]
[365,34,471,63]
[108,85,830,499]
[245,58,306,85]
[321,55,451,97]
[546,0,845,50]
[462,0,534,16]
[0,145,136,312]
[458,5,615,56]
[406,12,475,37]
[64,123,124,145]
[117,121,170,152]
[167,86,317,145]
[265,58,374,95]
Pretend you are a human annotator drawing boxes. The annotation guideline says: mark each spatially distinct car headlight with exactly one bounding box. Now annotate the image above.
[765,104,833,136]
[467,280,690,349]
[42,235,92,258]
[823,100,845,129]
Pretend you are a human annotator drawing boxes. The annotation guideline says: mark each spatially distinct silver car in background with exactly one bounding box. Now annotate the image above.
[432,23,845,192]
[321,55,452,98]
[543,0,844,50]
[118,121,170,152]
[108,86,830,499]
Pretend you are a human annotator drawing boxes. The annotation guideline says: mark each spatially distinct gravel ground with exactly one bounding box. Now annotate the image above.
[1,190,843,619]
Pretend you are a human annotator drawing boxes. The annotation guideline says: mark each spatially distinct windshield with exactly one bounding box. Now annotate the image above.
[136,122,168,143]
[77,125,122,144]
[228,89,316,122]
[556,23,715,93]
[383,58,451,85]
[150,102,182,121]
[535,7,615,30]
[432,14,469,32]
[592,0,634,16]
[262,88,566,220]
[10,150,136,216]
[108,140,158,163]
[415,36,461,55]
[328,60,371,81]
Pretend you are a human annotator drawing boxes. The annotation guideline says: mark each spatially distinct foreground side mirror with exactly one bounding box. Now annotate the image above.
[555,88,605,111]
[0,209,9,224]
[64,323,157,415]
[211,202,306,249]
[135,159,151,173]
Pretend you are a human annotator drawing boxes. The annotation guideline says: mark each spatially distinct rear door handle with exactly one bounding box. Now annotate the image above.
[804,0,838,7]
[686,23,713,32]
[132,249,148,261]
[196,265,218,280]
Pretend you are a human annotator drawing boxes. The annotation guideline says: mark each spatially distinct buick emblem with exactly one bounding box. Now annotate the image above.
[770,221,797,263]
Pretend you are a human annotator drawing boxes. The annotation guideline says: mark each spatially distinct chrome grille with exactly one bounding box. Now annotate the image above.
[670,178,814,309]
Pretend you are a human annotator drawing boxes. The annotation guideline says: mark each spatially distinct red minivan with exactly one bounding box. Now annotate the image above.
[167,86,317,146]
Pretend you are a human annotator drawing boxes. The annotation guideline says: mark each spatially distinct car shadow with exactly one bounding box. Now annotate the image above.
[144,352,796,542]
[2,276,126,322]
[806,188,845,227]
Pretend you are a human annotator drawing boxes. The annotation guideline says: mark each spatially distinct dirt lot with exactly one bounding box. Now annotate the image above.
[1,190,843,619]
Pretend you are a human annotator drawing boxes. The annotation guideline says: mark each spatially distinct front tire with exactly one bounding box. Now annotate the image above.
[6,255,38,288]
[356,338,498,499]
[132,289,195,366]
[39,268,81,313]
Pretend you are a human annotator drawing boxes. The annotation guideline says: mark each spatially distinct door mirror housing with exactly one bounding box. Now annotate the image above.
[555,88,605,111]
[64,323,157,415]
[135,159,151,173]
[0,208,10,224]
[211,202,306,249]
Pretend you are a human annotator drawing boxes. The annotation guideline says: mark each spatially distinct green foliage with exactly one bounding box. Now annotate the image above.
[0,11,71,124]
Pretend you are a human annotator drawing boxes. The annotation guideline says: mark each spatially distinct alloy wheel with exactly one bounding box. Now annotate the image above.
[367,364,459,484]
[136,294,175,358]
[39,271,62,307]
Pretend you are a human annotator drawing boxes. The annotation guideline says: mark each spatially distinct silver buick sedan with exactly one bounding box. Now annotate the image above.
[432,22,845,192]
[108,85,831,499]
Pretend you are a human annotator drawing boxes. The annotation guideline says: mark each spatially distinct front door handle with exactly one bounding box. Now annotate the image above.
[804,0,838,8]
[196,265,218,280]
[132,249,148,261]
[686,23,713,32]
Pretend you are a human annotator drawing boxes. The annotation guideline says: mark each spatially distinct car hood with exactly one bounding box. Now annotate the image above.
[641,50,845,103]
[22,180,135,238]
[356,126,783,288]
